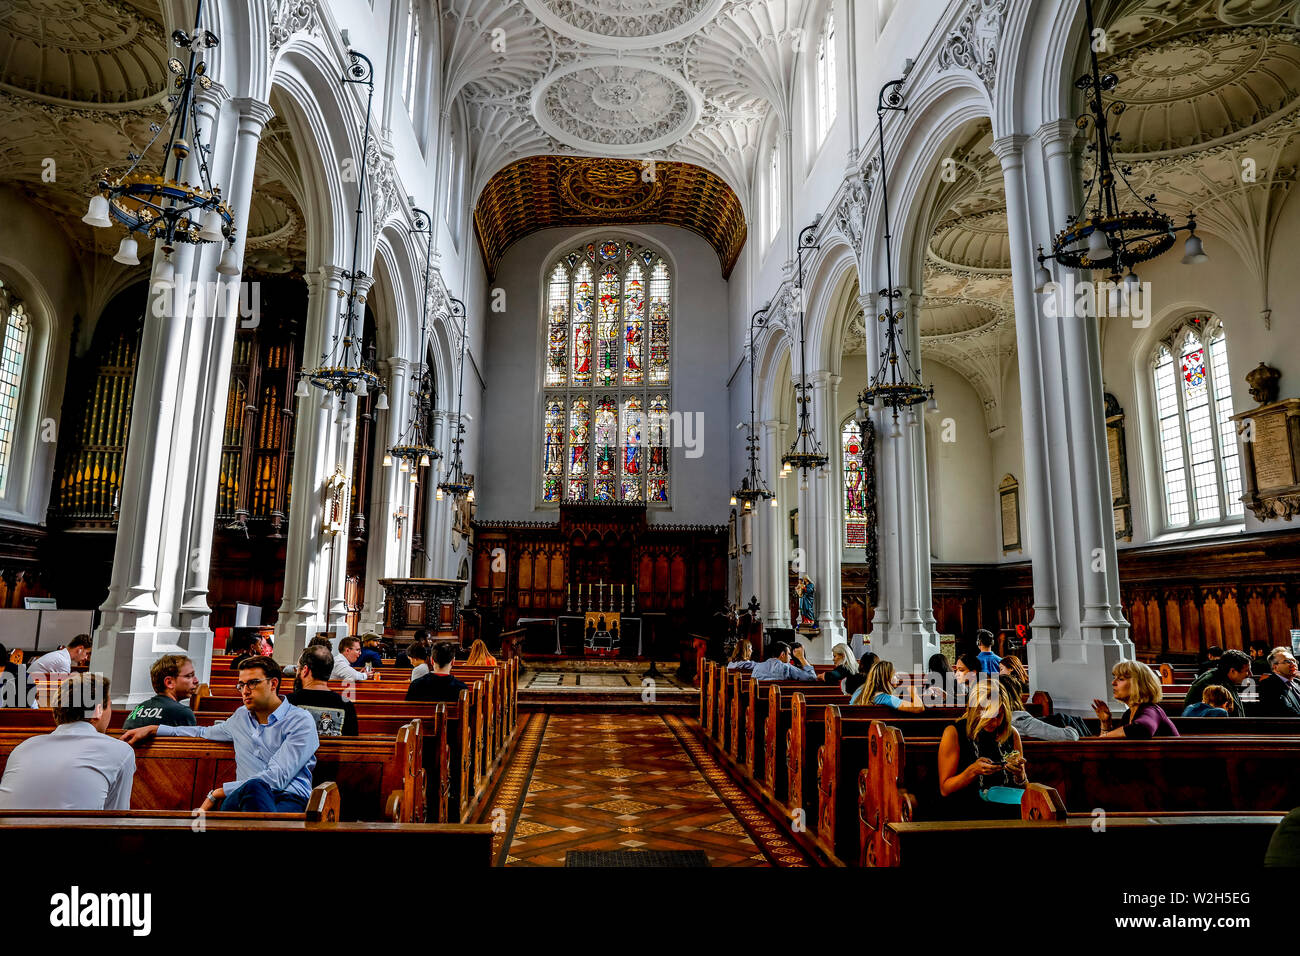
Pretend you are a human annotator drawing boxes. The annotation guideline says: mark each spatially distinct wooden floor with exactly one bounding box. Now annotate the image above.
[485,712,812,867]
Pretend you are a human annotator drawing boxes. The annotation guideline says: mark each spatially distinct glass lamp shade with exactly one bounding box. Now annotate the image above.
[409,473,418,485]
[905,407,919,427]
[889,421,902,439]
[925,396,939,413]
[216,244,240,276]
[399,458,410,473]
[419,453,431,467]
[743,501,751,511]
[1182,234,1208,265]
[355,378,368,398]
[295,377,310,399]
[1034,263,1052,294]
[1086,228,1112,262]
[319,393,334,411]
[770,496,778,507]
[83,195,112,228]
[198,209,225,242]
[1121,272,1141,298]
[375,390,389,411]
[113,236,140,266]
[436,487,444,501]
[382,453,393,468]
[729,495,738,506]
[153,257,175,290]
[467,489,475,502]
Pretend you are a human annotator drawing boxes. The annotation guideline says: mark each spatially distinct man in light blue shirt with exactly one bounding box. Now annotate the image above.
[122,656,318,813]
[751,641,818,682]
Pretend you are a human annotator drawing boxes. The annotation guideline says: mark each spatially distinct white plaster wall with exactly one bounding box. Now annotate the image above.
[991,363,1027,562]
[923,361,997,562]
[477,224,732,526]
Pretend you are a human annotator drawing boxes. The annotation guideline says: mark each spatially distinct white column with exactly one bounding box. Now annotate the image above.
[807,371,846,659]
[761,419,790,631]
[994,128,1132,712]
[864,290,940,671]
[91,92,272,703]
[274,266,348,662]
[361,356,413,631]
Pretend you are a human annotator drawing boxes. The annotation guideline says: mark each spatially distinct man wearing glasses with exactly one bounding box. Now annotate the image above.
[1259,647,1300,718]
[121,656,318,812]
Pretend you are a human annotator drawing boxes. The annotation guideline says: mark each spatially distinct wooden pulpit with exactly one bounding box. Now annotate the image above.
[379,578,468,642]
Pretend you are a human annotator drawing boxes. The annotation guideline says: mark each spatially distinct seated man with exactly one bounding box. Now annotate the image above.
[0,673,135,810]
[750,641,817,682]
[1258,647,1300,718]
[406,642,470,703]
[123,654,199,730]
[1249,640,1273,677]
[122,656,318,813]
[354,635,384,671]
[288,645,358,736]
[26,633,93,678]
[1184,648,1252,716]
[975,630,1002,675]
[331,636,370,682]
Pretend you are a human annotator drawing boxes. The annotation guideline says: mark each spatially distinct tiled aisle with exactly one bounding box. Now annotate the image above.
[490,712,811,867]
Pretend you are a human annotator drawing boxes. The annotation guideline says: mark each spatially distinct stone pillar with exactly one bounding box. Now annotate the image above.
[993,128,1132,712]
[91,93,273,703]
[361,356,413,632]
[807,370,846,659]
[761,419,790,632]
[274,266,349,662]
[864,290,940,671]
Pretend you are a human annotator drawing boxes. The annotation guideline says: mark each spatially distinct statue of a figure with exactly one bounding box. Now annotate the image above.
[796,576,817,629]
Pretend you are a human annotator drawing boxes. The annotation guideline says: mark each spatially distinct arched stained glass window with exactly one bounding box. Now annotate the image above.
[1151,315,1242,529]
[842,418,869,547]
[0,280,29,497]
[541,240,671,504]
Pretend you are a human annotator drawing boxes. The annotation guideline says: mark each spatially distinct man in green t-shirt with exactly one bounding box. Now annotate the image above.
[123,654,199,730]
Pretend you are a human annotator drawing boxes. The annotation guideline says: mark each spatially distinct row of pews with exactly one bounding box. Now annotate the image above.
[699,661,1300,867]
[0,658,523,867]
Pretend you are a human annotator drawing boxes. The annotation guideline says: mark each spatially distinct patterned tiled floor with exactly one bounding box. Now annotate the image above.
[487,712,812,867]
[520,670,693,690]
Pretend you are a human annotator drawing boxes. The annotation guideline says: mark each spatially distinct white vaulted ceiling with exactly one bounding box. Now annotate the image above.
[444,0,813,206]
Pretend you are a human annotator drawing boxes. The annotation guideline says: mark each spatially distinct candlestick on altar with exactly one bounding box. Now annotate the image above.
[566,582,572,612]
[631,582,636,612]
[620,583,625,612]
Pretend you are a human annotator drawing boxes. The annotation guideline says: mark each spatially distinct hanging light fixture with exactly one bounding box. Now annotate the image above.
[1035,0,1206,292]
[858,77,934,430]
[82,0,238,276]
[732,305,776,510]
[781,217,829,479]
[296,49,386,412]
[386,203,442,475]
[437,295,473,502]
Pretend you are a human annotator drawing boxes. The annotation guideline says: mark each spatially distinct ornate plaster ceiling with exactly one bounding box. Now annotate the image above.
[0,0,168,106]
[473,154,746,279]
[447,0,813,211]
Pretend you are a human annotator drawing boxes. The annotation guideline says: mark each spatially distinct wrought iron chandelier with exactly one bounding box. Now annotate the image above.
[82,0,238,281]
[857,77,935,438]
[436,295,472,503]
[295,49,387,412]
[731,306,777,511]
[384,204,441,485]
[780,218,829,489]
[1034,0,1207,294]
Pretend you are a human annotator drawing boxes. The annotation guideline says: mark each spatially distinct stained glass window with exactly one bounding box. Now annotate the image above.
[842,419,868,548]
[541,241,671,503]
[0,280,28,497]
[1151,317,1242,530]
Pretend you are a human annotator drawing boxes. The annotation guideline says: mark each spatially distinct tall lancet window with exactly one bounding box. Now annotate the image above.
[815,10,838,145]
[1150,315,1242,529]
[541,240,671,504]
[0,280,30,497]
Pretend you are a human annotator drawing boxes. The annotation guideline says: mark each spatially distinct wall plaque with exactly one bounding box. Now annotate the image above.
[999,475,1021,553]
[1231,398,1300,521]
[1105,393,1133,541]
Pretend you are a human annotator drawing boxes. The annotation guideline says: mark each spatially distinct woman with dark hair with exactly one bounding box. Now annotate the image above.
[923,653,953,705]
[843,652,878,698]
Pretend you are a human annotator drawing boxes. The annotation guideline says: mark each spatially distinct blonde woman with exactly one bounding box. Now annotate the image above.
[1091,660,1179,738]
[466,639,497,667]
[726,640,755,671]
[938,677,1028,814]
[824,643,857,686]
[850,660,925,713]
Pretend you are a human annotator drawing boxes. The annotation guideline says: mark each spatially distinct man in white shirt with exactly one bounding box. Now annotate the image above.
[26,633,93,677]
[330,635,369,682]
[0,673,135,810]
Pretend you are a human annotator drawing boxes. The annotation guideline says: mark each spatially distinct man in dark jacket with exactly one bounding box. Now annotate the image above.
[1258,647,1300,718]
[1184,649,1252,716]
[406,642,469,703]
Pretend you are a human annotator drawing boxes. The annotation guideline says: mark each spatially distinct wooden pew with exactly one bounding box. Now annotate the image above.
[0,724,425,823]
[859,721,1300,866]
